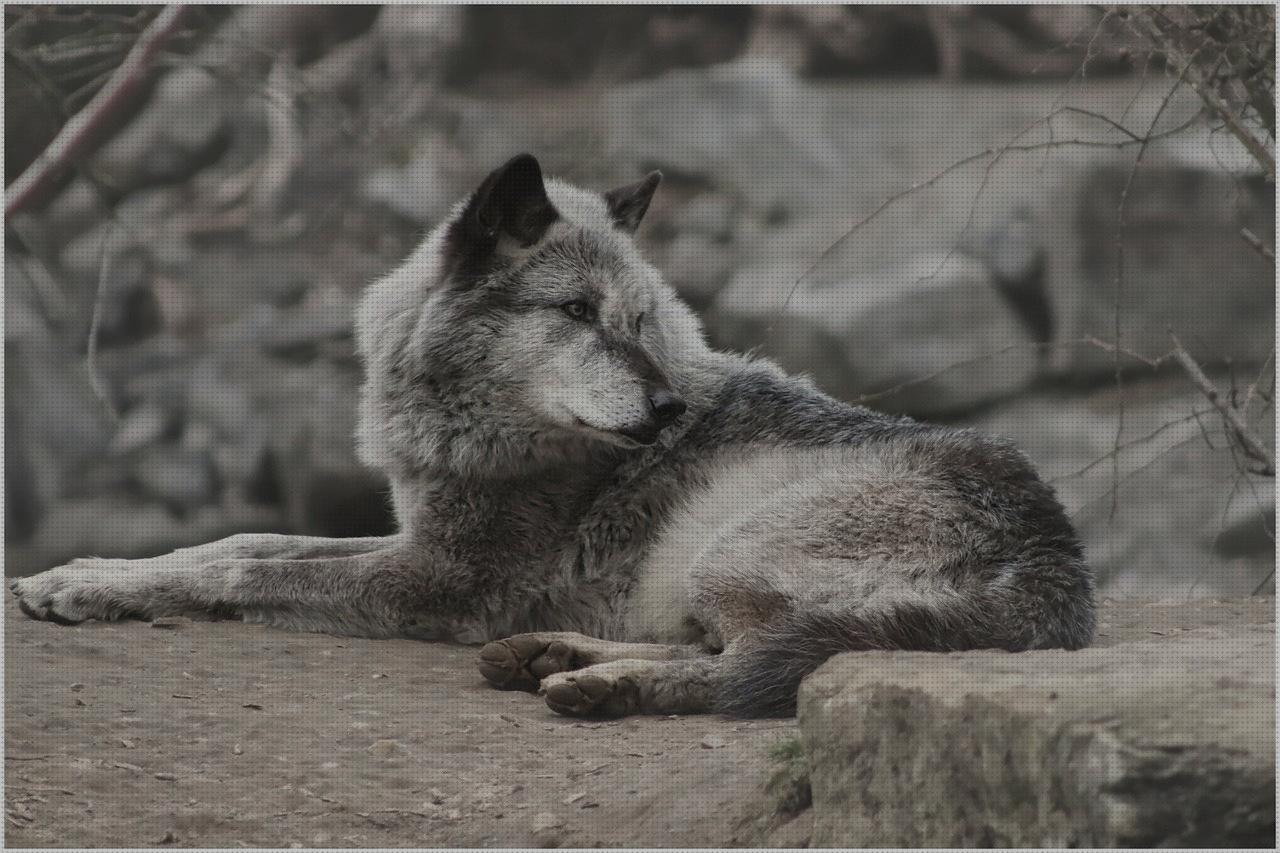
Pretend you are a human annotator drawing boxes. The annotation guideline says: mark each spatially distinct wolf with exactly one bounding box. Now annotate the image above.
[12,154,1095,717]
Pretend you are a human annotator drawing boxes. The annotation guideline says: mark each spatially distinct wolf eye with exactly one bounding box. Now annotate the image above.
[634,312,646,333]
[561,300,596,322]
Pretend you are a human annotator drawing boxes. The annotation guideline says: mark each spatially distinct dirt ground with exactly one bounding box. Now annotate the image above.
[4,594,793,848]
[4,595,1272,848]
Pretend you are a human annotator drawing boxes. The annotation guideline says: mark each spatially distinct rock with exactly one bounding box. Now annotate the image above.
[969,383,1276,598]
[362,132,468,225]
[1212,492,1276,560]
[59,221,117,280]
[798,608,1274,847]
[532,812,563,830]
[375,5,465,84]
[708,251,1039,416]
[606,58,848,218]
[130,445,220,509]
[150,617,192,630]
[366,739,409,760]
[660,233,736,307]
[43,178,104,244]
[259,286,357,361]
[186,359,257,441]
[669,193,739,242]
[109,402,176,455]
[1054,163,1273,379]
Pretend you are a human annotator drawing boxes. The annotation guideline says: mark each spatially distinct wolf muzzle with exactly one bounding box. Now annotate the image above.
[618,388,687,445]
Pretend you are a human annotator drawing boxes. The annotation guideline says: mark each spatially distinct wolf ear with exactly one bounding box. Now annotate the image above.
[604,171,662,234]
[463,153,559,248]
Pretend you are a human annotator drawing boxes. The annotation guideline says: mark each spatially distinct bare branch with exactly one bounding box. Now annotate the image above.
[1182,69,1276,178]
[1169,331,1274,477]
[5,5,193,217]
[1239,227,1275,264]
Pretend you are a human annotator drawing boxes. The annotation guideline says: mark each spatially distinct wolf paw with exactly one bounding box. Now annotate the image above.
[8,558,178,624]
[10,561,131,625]
[541,669,639,718]
[478,634,586,692]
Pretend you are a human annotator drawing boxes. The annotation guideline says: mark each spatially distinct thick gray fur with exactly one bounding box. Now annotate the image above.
[12,154,1095,718]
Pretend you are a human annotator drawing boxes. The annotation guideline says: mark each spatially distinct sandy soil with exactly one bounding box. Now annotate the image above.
[5,595,1269,848]
[4,595,793,848]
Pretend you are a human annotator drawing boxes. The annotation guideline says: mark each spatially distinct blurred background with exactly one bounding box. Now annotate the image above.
[5,5,1275,598]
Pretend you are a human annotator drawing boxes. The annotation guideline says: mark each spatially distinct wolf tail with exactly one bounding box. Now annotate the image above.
[713,581,1094,718]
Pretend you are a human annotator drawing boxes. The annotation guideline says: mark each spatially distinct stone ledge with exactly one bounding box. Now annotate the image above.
[797,599,1275,847]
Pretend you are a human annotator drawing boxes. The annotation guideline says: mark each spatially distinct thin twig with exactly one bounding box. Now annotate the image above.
[1049,407,1216,485]
[85,225,124,422]
[1169,330,1275,476]
[1068,430,1211,520]
[1239,227,1275,264]
[848,336,1171,406]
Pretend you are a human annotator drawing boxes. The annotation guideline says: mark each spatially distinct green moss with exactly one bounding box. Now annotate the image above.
[766,735,812,817]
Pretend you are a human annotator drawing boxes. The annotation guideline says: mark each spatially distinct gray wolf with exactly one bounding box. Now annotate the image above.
[11,154,1096,717]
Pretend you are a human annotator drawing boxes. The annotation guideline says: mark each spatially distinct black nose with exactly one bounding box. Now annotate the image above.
[648,389,687,427]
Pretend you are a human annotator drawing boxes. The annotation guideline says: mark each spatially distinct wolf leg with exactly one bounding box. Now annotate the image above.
[541,657,720,717]
[478,632,706,691]
[10,542,431,636]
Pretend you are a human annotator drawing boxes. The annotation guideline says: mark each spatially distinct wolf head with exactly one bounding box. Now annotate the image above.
[356,154,718,479]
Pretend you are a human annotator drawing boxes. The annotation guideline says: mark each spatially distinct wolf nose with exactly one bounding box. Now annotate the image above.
[648,389,687,427]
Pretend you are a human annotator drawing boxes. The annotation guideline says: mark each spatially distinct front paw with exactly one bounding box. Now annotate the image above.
[478,634,583,691]
[10,560,147,625]
[541,668,640,718]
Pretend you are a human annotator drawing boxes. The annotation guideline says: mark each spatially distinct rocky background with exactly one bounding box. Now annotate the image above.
[5,5,1275,598]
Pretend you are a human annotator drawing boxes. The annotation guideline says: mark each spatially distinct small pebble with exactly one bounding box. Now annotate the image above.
[367,739,407,759]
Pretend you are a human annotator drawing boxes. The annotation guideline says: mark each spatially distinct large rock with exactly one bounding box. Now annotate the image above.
[708,250,1040,415]
[1055,162,1273,377]
[797,599,1275,847]
[606,58,849,217]
[970,382,1276,599]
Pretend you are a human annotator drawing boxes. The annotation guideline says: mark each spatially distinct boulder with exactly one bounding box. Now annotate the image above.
[606,58,848,218]
[798,600,1275,847]
[1054,163,1274,378]
[708,251,1040,416]
[971,382,1276,599]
